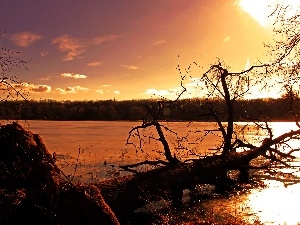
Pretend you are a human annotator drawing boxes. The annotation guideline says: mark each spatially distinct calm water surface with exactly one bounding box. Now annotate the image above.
[16,120,300,224]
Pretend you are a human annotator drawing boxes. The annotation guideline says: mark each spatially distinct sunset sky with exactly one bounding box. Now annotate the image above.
[0,0,280,101]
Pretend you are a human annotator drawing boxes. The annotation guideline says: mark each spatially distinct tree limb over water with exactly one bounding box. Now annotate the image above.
[1,121,299,224]
[110,3,300,221]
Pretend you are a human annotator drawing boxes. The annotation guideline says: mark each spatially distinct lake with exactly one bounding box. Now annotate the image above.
[13,120,300,224]
[18,120,227,180]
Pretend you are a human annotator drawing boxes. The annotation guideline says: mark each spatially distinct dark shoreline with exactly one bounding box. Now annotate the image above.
[0,97,297,121]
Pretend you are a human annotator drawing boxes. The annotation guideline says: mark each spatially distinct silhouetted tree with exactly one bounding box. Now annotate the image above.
[113,1,300,209]
[0,30,30,119]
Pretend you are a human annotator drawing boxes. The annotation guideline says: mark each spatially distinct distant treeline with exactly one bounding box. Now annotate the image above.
[0,98,297,121]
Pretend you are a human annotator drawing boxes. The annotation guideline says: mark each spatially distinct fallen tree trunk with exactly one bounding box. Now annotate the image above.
[99,128,300,220]
[0,122,297,224]
[96,146,271,220]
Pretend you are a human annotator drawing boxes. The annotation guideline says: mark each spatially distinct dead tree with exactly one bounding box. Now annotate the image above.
[94,127,300,221]
[0,30,30,121]
[112,1,300,214]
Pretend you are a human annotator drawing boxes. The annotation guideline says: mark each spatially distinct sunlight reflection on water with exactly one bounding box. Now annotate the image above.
[246,180,300,225]
[231,122,300,224]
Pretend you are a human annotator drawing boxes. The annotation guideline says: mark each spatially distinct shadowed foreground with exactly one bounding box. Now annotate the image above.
[0,122,120,225]
[0,122,284,224]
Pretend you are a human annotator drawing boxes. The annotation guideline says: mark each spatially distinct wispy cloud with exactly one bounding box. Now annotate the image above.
[52,34,120,61]
[87,61,102,67]
[121,65,139,70]
[96,89,120,95]
[39,77,51,81]
[11,32,42,47]
[30,84,51,93]
[61,73,87,79]
[73,74,87,79]
[39,75,57,81]
[96,84,120,95]
[96,89,104,94]
[92,34,120,45]
[144,88,175,96]
[56,86,89,94]
[13,83,51,93]
[154,40,166,45]
[224,36,231,42]
[52,35,85,61]
[39,73,63,81]
[40,51,48,57]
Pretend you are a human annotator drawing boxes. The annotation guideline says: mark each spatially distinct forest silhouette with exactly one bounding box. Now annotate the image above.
[0,97,297,121]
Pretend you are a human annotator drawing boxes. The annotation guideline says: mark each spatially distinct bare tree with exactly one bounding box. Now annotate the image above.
[0,30,30,120]
[100,2,300,210]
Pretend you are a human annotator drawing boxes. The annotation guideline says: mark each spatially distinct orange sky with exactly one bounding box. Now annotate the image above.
[0,0,276,101]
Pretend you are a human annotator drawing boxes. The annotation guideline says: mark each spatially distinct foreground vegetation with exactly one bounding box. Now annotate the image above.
[0,97,298,121]
[0,121,282,225]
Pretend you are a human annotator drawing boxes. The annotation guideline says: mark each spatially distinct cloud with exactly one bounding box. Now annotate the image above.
[55,88,66,94]
[144,87,207,99]
[73,74,87,79]
[52,34,120,61]
[96,85,119,95]
[121,65,139,70]
[96,89,104,94]
[11,32,42,47]
[39,75,56,81]
[12,83,51,93]
[56,86,89,94]
[30,85,51,93]
[60,73,73,78]
[40,51,48,57]
[39,77,51,81]
[154,40,166,45]
[87,61,102,67]
[96,89,120,95]
[52,35,85,61]
[224,36,231,42]
[92,35,120,45]
[61,73,87,79]
[144,88,175,96]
